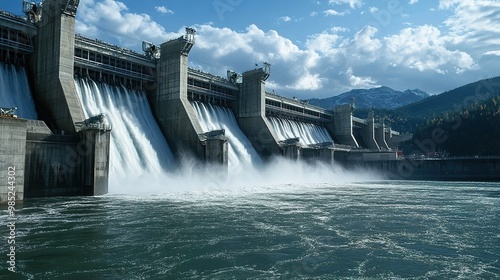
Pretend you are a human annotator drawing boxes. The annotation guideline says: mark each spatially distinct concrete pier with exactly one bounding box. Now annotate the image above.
[301,148,335,165]
[23,120,111,199]
[280,138,301,160]
[79,128,111,196]
[0,117,27,203]
[205,139,229,167]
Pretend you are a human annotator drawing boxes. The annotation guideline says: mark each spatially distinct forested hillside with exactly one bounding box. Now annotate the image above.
[402,96,500,156]
[397,76,500,119]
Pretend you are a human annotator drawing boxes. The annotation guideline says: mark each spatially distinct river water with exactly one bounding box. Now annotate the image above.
[4,180,499,279]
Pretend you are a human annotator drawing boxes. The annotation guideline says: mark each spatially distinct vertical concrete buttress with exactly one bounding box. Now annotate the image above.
[33,0,84,133]
[153,29,213,162]
[362,112,380,151]
[375,118,389,150]
[333,105,359,147]
[235,68,280,159]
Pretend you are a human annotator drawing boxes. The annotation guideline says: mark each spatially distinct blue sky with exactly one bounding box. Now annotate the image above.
[2,0,500,99]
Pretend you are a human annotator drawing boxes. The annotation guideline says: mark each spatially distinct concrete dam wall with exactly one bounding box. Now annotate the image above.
[0,0,400,203]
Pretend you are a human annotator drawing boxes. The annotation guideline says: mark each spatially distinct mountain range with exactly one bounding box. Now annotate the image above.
[308,86,430,110]
[397,76,500,118]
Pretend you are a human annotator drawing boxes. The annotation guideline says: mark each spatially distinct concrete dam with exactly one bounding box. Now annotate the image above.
[0,0,404,203]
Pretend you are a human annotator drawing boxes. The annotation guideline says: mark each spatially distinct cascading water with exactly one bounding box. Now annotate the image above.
[267,117,333,145]
[0,62,38,119]
[191,101,262,172]
[75,78,175,179]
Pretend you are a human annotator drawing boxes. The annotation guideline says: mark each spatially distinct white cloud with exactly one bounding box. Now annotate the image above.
[77,0,178,46]
[368,7,378,13]
[409,0,419,4]
[329,0,363,9]
[322,9,350,16]
[306,31,342,56]
[439,0,500,49]
[346,68,379,88]
[155,6,174,14]
[484,50,500,57]
[278,16,292,23]
[384,25,476,74]
[288,73,323,90]
[190,24,323,92]
[342,26,382,64]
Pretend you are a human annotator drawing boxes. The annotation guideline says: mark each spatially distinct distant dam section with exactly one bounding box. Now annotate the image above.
[1,0,410,203]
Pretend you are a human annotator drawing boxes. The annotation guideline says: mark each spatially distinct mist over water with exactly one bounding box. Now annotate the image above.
[107,156,382,196]
[0,62,38,119]
[75,78,176,178]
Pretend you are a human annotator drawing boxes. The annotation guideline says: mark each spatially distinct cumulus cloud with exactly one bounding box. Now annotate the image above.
[190,24,322,92]
[384,25,477,74]
[409,0,419,4]
[77,0,178,46]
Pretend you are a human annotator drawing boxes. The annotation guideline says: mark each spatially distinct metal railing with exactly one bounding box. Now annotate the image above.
[266,91,332,114]
[265,104,332,122]
[0,37,34,53]
[74,57,155,81]
[187,84,236,100]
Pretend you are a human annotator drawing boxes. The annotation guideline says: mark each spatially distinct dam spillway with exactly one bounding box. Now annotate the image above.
[267,117,334,146]
[0,62,37,119]
[75,77,175,178]
[191,101,261,172]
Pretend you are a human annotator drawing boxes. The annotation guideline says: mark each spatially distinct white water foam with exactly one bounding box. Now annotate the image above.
[0,62,38,119]
[75,78,175,180]
[267,117,333,145]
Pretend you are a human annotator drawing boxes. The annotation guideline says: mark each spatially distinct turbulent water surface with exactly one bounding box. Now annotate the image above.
[5,181,499,279]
